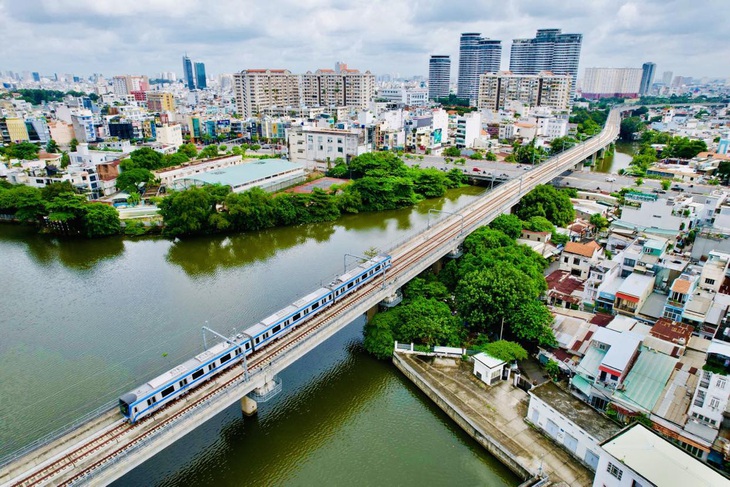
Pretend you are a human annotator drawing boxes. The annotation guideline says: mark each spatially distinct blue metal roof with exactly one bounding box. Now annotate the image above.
[182,159,304,188]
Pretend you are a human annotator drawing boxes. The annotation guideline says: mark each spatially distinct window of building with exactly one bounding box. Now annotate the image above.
[624,258,636,267]
[705,278,715,285]
[573,258,580,265]
[710,397,721,410]
[563,257,569,264]
[717,377,727,389]
[606,462,623,480]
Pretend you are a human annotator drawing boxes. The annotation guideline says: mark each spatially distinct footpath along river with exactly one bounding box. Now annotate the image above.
[0,184,518,486]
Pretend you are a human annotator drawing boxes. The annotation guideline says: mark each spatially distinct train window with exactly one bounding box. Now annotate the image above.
[147,396,157,406]
[273,325,282,333]
[236,348,242,355]
[312,301,319,310]
[245,342,251,350]
[179,378,188,388]
[209,363,215,371]
[293,312,301,321]
[347,282,354,289]
[255,337,260,344]
[161,385,175,398]
[220,353,231,363]
[192,369,204,380]
[375,265,381,271]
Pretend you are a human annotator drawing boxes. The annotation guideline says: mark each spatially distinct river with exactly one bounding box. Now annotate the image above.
[0,185,518,486]
[590,141,636,174]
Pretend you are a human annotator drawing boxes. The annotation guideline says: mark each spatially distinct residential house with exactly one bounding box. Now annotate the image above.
[559,241,602,279]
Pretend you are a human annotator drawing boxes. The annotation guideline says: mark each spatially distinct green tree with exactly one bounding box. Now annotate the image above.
[129,147,164,170]
[660,179,671,190]
[410,168,448,198]
[717,160,730,183]
[484,151,497,161]
[363,310,397,359]
[590,213,609,232]
[488,213,523,239]
[158,187,217,237]
[619,116,645,141]
[469,151,483,160]
[515,185,575,227]
[443,147,461,158]
[164,152,190,167]
[635,178,644,187]
[69,138,78,152]
[46,139,59,154]
[545,360,560,380]
[0,185,46,221]
[392,297,461,347]
[477,340,528,362]
[197,145,220,159]
[116,168,154,192]
[126,192,141,206]
[522,216,555,233]
[549,136,577,155]
[511,300,556,347]
[456,262,543,334]
[82,203,121,237]
[177,143,198,159]
[7,142,40,160]
[41,181,76,201]
[45,192,87,229]
[60,151,70,169]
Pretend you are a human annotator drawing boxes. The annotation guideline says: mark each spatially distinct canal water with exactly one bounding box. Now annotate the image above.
[590,141,636,174]
[0,185,518,486]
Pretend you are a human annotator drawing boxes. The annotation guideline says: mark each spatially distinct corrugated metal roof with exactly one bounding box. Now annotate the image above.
[613,347,678,411]
[183,159,304,187]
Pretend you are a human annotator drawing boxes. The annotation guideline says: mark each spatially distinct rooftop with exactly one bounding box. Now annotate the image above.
[564,240,601,258]
[180,159,304,188]
[612,347,678,412]
[473,352,506,369]
[530,381,620,441]
[617,272,654,298]
[600,423,727,487]
[650,318,693,345]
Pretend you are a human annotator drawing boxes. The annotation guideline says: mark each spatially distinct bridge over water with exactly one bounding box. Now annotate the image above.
[0,108,621,487]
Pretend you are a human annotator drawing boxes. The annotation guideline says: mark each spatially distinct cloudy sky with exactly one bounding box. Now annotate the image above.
[0,0,727,80]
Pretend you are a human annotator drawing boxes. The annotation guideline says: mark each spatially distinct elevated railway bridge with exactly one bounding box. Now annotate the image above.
[0,108,622,487]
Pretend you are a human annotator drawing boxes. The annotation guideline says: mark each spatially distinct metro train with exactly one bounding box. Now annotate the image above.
[118,254,392,423]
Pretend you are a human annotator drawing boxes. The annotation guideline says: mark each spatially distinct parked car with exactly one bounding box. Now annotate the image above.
[605,176,616,182]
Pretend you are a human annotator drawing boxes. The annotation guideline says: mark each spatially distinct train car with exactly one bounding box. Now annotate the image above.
[119,338,246,423]
[242,286,333,352]
[328,254,392,300]
[119,254,392,423]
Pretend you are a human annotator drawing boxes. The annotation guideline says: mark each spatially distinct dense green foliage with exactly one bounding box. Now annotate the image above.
[0,141,40,160]
[0,183,120,237]
[569,108,608,137]
[627,130,708,176]
[508,141,548,164]
[475,339,528,362]
[619,116,645,141]
[443,147,462,157]
[3,89,98,105]
[549,136,578,155]
[514,185,575,227]
[488,214,523,239]
[158,152,466,237]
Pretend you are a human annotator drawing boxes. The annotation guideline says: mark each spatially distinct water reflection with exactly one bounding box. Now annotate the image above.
[0,225,125,270]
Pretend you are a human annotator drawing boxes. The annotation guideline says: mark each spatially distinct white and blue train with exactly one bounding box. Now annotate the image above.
[119,254,392,423]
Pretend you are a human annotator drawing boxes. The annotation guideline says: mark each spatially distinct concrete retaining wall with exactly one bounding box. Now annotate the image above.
[392,353,534,481]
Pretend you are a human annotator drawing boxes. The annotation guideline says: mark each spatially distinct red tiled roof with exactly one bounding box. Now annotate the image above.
[649,318,692,344]
[564,240,601,258]
[590,314,614,327]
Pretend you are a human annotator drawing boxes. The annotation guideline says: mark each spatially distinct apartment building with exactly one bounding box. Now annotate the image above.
[146,92,175,112]
[477,71,572,111]
[300,68,375,109]
[233,69,301,119]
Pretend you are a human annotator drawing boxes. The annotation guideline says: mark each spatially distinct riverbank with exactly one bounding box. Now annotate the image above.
[393,352,593,486]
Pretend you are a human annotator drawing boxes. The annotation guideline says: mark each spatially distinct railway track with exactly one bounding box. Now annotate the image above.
[7,112,620,486]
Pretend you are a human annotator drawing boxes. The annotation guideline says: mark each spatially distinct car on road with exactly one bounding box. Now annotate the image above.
[671,185,683,191]
[472,167,481,172]
[605,176,616,182]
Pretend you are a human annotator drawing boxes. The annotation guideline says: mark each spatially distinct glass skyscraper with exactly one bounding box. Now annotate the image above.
[195,62,207,89]
[429,55,451,101]
[639,62,656,96]
[509,29,582,99]
[182,55,195,89]
[457,33,502,105]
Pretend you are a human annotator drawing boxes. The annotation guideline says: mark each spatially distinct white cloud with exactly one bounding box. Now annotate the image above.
[0,0,727,79]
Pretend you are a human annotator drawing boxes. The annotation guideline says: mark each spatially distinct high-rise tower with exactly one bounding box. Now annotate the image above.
[509,29,582,99]
[195,62,207,89]
[639,62,656,96]
[182,55,195,89]
[428,55,451,101]
[457,33,502,105]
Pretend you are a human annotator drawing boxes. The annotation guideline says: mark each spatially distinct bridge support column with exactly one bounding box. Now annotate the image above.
[241,396,258,416]
[431,259,444,274]
[366,304,379,322]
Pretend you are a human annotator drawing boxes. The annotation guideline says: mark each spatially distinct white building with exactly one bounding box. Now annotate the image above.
[455,112,481,148]
[536,116,568,140]
[71,110,96,143]
[288,126,370,170]
[477,71,572,112]
[593,423,727,487]
[559,241,602,279]
[528,382,620,471]
[472,353,506,386]
[153,154,244,187]
[581,68,643,99]
[156,124,183,149]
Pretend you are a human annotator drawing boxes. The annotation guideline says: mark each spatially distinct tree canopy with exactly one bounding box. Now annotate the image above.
[514,185,575,227]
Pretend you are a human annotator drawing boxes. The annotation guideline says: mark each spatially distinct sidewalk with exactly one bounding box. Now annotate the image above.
[396,353,593,487]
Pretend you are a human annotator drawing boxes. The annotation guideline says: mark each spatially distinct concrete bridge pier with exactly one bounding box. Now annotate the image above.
[241,396,258,416]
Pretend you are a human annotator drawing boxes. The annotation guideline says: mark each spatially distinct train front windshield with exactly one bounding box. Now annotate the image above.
[119,399,130,416]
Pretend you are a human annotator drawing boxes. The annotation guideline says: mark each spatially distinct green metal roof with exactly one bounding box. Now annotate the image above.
[181,159,303,188]
[571,374,593,397]
[613,347,678,412]
[575,346,606,379]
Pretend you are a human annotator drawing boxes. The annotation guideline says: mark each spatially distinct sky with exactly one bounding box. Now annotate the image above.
[0,0,727,81]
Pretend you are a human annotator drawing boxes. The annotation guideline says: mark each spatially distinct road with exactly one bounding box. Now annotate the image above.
[554,171,718,197]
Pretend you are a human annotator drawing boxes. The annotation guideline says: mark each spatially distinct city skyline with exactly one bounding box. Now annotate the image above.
[0,0,728,79]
